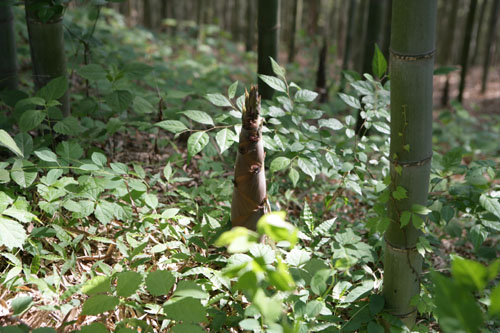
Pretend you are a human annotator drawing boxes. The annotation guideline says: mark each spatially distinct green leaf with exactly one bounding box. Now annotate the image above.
[258,74,287,93]
[34,149,58,163]
[116,271,143,297]
[19,110,46,132]
[11,296,33,315]
[163,162,173,181]
[294,89,318,103]
[0,216,28,250]
[433,66,459,76]
[288,168,299,187]
[298,157,318,180]
[56,141,83,162]
[392,186,407,200]
[155,120,188,133]
[173,280,209,299]
[270,57,286,78]
[132,96,155,114]
[319,118,343,131]
[228,81,238,99]
[171,323,204,333]
[441,205,454,223]
[399,210,411,228]
[105,90,133,112]
[305,300,323,318]
[270,156,291,173]
[268,259,295,291]
[91,152,107,166]
[215,227,259,253]
[489,284,500,318]
[239,318,261,330]
[82,275,111,295]
[110,162,128,175]
[367,321,385,333]
[0,130,23,158]
[14,133,33,158]
[36,76,68,101]
[11,159,37,188]
[215,128,236,153]
[369,294,385,315]
[187,132,209,158]
[81,295,120,316]
[311,269,331,295]
[338,93,361,109]
[53,116,83,135]
[206,93,232,107]
[78,64,107,81]
[451,257,488,291]
[432,272,484,332]
[480,194,500,219]
[257,212,298,248]
[144,193,158,209]
[146,270,175,296]
[123,62,153,78]
[163,297,207,323]
[79,322,108,333]
[182,110,214,126]
[372,44,387,78]
[94,201,115,225]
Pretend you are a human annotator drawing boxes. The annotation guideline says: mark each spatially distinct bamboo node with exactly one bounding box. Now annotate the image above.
[389,154,433,167]
[384,238,417,253]
[390,48,436,61]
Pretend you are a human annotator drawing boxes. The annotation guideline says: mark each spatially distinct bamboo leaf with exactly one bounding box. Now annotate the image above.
[187,132,209,158]
[182,110,214,126]
[372,44,387,78]
[258,74,287,93]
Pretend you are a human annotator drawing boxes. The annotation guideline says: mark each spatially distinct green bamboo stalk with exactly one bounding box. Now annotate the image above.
[458,0,478,102]
[231,87,267,230]
[287,0,302,63]
[481,0,500,93]
[383,0,436,327]
[245,0,255,52]
[0,2,18,91]
[257,0,280,100]
[25,0,70,116]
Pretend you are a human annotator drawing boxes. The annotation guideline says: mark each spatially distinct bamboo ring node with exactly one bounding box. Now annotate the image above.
[389,154,433,167]
[384,238,417,253]
[390,48,436,61]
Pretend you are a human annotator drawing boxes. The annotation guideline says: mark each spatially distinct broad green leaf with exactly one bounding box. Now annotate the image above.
[53,116,83,135]
[0,217,27,250]
[367,321,384,333]
[81,295,119,315]
[34,149,58,163]
[14,133,33,158]
[78,64,107,81]
[258,74,287,93]
[11,296,33,315]
[215,128,236,153]
[206,93,232,107]
[11,159,37,188]
[480,194,500,219]
[270,57,286,78]
[163,297,207,323]
[187,132,209,158]
[133,96,155,114]
[144,193,158,209]
[343,280,374,303]
[319,118,343,131]
[338,93,361,109]
[294,89,318,103]
[116,271,143,297]
[123,62,153,78]
[173,280,209,299]
[451,257,488,291]
[228,81,238,99]
[110,162,128,175]
[268,259,295,291]
[297,157,318,180]
[163,162,172,181]
[95,201,115,225]
[82,275,111,295]
[392,186,407,200]
[239,319,260,331]
[36,76,68,101]
[80,322,108,333]
[19,110,46,132]
[56,141,83,162]
[369,294,385,315]
[400,211,411,227]
[257,212,298,248]
[215,227,259,253]
[305,300,323,318]
[289,168,299,187]
[91,152,107,166]
[105,90,133,112]
[372,44,387,78]
[146,270,175,296]
[182,110,214,126]
[490,284,500,318]
[155,120,188,133]
[0,130,23,158]
[310,269,331,295]
[286,248,311,267]
[270,156,291,173]
[171,323,204,333]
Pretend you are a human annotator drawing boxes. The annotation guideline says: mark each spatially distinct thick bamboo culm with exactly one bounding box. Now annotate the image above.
[0,4,18,91]
[382,0,436,327]
[257,0,280,100]
[25,0,70,115]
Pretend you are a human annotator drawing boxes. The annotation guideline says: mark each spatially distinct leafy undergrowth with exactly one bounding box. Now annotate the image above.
[0,6,500,333]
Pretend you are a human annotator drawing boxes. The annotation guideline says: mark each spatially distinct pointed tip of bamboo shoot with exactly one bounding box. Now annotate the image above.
[242,85,261,124]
